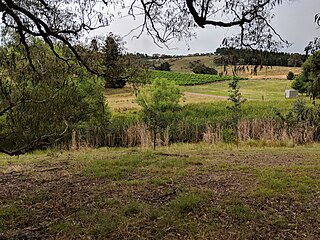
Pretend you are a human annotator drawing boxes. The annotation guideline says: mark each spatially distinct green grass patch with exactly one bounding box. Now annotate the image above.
[254,168,318,198]
[182,79,293,101]
[83,154,144,180]
[0,205,29,231]
[91,212,122,238]
[225,202,253,222]
[83,149,204,180]
[123,200,145,216]
[81,150,160,178]
[170,190,210,214]
[49,220,84,237]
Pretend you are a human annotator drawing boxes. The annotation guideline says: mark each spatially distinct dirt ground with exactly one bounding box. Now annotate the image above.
[0,145,319,239]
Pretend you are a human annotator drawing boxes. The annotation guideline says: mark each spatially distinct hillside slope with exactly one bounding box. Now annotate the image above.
[152,55,302,79]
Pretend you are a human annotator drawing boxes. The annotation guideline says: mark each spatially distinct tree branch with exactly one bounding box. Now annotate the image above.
[0,122,69,156]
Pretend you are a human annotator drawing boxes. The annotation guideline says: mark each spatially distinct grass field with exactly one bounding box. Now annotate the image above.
[107,78,296,111]
[182,79,293,101]
[1,144,320,239]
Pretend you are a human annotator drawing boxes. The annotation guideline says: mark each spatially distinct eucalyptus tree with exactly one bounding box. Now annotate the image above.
[126,0,291,50]
[0,1,295,57]
[0,39,109,156]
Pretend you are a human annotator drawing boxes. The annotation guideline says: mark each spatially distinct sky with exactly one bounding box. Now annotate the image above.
[99,0,320,55]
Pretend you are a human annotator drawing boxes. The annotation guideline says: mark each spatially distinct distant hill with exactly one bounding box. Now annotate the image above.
[150,55,302,79]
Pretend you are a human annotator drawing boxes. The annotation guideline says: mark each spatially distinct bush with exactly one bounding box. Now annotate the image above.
[287,71,295,80]
[154,62,171,71]
[136,78,182,149]
[192,63,217,75]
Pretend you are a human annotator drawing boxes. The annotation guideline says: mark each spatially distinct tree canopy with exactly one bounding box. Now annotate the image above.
[0,38,110,156]
[291,51,320,99]
[0,0,297,57]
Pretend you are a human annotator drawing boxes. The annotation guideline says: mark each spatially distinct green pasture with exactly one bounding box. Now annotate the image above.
[182,79,294,101]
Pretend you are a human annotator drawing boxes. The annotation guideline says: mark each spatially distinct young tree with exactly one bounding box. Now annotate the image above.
[136,78,182,149]
[227,78,246,146]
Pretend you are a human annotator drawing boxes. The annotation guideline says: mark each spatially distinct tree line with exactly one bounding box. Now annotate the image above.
[214,47,305,67]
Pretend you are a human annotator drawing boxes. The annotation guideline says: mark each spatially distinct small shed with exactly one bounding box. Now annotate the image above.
[284,89,298,98]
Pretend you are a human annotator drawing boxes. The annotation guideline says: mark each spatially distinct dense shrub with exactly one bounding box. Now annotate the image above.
[154,62,171,71]
[192,63,218,75]
[0,40,110,155]
[287,71,295,80]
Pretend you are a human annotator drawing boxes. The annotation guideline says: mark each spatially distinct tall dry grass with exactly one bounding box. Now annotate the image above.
[63,118,318,149]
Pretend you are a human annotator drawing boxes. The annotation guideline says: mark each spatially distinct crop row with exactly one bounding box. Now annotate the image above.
[150,70,248,86]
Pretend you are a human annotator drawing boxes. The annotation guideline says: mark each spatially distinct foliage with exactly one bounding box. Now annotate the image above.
[102,34,127,88]
[191,63,217,75]
[0,0,111,71]
[153,62,171,71]
[227,78,246,144]
[0,0,294,70]
[85,34,150,89]
[287,53,303,67]
[136,78,182,149]
[215,47,303,67]
[291,51,320,99]
[0,39,110,155]
[287,71,295,80]
[291,74,310,94]
[274,97,320,143]
[151,70,247,86]
[305,38,320,55]
[303,51,320,99]
[105,100,292,147]
[125,0,290,50]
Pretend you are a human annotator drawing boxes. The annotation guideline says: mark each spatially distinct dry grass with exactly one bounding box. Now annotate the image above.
[105,85,225,111]
[153,55,216,73]
[153,55,302,79]
[105,86,140,111]
[215,65,302,79]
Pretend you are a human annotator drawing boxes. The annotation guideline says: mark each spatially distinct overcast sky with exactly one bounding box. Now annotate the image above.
[102,0,319,55]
